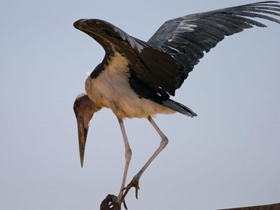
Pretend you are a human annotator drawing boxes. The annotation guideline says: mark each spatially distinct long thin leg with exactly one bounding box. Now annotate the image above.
[123,116,168,199]
[116,118,132,204]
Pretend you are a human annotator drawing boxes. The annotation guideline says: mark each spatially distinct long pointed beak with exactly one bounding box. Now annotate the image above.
[73,93,100,168]
[76,116,88,167]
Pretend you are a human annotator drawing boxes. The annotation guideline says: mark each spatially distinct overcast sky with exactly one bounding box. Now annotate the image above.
[1,0,280,210]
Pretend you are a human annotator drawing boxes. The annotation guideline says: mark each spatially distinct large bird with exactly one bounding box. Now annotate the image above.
[73,1,280,207]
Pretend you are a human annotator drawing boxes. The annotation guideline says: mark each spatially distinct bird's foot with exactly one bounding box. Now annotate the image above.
[100,194,121,210]
[122,175,140,200]
[115,175,141,209]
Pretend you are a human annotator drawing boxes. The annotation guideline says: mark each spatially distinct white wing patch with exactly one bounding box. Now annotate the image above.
[178,20,197,32]
[113,27,144,52]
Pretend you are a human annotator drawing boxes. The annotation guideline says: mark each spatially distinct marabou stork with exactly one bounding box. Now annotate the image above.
[73,1,280,207]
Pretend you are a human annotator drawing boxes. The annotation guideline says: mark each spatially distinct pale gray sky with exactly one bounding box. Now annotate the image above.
[1,0,280,210]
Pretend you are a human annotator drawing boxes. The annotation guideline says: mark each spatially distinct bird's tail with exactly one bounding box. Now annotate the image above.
[163,99,197,117]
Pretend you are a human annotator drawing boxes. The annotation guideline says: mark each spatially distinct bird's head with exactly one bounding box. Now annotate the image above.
[73,19,104,35]
[73,93,101,167]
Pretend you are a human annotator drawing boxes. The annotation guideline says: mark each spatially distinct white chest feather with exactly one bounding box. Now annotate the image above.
[85,53,174,118]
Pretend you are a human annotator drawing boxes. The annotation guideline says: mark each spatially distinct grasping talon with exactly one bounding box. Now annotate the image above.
[100,194,120,210]
[100,194,129,210]
[117,176,140,210]
[122,176,140,200]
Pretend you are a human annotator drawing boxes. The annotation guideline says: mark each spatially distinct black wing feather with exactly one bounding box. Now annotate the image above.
[148,1,280,76]
[74,1,280,99]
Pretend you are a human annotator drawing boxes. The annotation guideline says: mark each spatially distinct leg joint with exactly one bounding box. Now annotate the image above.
[160,135,169,148]
[125,148,132,162]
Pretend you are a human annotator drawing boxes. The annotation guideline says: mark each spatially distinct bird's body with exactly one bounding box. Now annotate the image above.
[73,1,280,209]
[85,52,175,119]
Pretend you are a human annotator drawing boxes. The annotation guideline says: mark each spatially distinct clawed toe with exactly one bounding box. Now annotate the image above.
[122,177,140,200]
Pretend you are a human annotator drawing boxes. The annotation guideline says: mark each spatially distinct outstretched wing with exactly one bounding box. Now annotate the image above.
[148,1,280,76]
[74,1,280,98]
